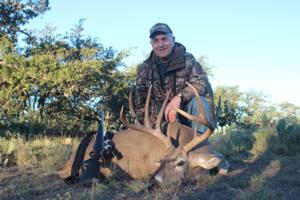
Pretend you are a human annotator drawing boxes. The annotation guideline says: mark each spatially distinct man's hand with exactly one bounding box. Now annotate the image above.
[164,95,181,122]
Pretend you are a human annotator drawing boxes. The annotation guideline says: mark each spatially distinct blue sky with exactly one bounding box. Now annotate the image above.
[26,0,300,106]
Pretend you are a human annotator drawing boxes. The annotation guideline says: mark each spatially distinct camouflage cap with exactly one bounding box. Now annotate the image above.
[149,23,173,38]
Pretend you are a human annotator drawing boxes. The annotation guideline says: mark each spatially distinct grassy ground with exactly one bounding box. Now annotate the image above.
[1,127,300,200]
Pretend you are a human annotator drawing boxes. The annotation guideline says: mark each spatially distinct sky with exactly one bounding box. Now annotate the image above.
[25,0,300,106]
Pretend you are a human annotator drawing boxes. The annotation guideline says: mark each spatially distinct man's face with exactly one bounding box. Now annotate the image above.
[150,33,175,59]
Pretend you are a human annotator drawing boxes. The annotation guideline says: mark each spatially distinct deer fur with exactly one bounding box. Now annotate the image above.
[58,82,225,183]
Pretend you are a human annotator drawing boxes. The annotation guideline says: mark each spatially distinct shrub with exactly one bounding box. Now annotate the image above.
[274,117,300,155]
[211,128,255,157]
[250,128,276,156]
[276,116,297,137]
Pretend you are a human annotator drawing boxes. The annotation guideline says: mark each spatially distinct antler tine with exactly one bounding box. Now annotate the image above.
[177,82,221,153]
[120,106,172,148]
[183,128,214,153]
[144,85,153,128]
[173,82,212,129]
[206,80,216,121]
[215,96,221,126]
[182,98,221,153]
[119,106,148,133]
[155,90,171,130]
[129,90,141,126]
[119,88,173,149]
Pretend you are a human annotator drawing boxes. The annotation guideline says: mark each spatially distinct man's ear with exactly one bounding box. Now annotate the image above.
[150,40,154,47]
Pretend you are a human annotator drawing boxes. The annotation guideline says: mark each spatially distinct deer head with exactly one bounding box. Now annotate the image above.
[120,82,221,184]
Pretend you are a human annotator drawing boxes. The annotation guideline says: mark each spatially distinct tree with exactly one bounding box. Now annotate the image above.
[0,21,132,135]
[239,90,270,127]
[278,101,300,118]
[214,85,242,130]
[197,56,215,79]
[0,0,50,42]
[214,86,278,130]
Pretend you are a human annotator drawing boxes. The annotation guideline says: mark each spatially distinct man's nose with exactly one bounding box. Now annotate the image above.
[158,41,164,48]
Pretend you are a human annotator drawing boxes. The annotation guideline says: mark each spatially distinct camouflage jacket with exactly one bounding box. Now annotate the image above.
[135,43,210,124]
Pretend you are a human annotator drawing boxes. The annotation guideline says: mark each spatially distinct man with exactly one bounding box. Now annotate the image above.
[135,23,230,175]
[135,22,212,132]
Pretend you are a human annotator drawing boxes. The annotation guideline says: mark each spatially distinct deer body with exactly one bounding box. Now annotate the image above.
[58,83,226,183]
[58,122,216,180]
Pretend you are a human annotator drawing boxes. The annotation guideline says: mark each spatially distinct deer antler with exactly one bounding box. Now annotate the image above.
[128,90,141,127]
[173,82,221,153]
[120,86,173,149]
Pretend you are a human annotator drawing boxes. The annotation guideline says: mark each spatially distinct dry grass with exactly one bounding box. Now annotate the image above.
[1,128,300,200]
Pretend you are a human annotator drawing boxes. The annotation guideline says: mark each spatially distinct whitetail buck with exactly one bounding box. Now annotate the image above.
[58,82,228,183]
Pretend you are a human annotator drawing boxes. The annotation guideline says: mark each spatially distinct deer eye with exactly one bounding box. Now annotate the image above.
[176,160,185,166]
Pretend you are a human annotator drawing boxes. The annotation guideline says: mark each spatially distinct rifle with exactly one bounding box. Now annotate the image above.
[78,111,105,183]
[64,111,105,185]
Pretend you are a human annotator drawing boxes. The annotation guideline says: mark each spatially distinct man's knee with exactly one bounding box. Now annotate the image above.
[184,96,211,132]
[186,96,210,116]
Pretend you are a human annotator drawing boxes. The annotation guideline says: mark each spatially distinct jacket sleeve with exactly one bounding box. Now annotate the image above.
[135,63,148,123]
[181,54,210,103]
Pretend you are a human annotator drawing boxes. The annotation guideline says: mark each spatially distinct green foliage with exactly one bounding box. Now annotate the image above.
[250,127,276,156]
[278,101,300,117]
[240,90,270,127]
[212,128,255,157]
[276,116,297,137]
[276,118,286,136]
[215,86,242,128]
[197,56,215,79]
[273,116,300,155]
[214,85,295,130]
[213,117,300,157]
[214,86,260,129]
[1,0,299,138]
[0,0,50,42]
[1,21,134,135]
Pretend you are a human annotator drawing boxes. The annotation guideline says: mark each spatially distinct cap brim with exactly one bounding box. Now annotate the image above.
[150,31,168,38]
